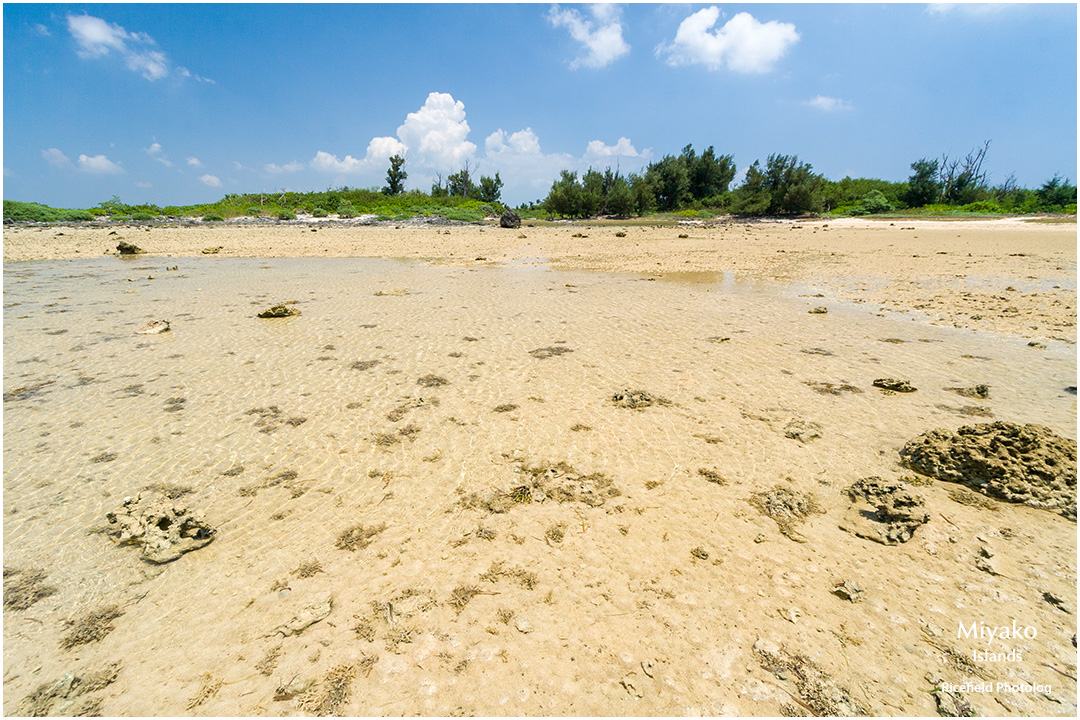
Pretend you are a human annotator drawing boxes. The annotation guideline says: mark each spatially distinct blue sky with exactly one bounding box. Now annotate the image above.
[4,3,1076,208]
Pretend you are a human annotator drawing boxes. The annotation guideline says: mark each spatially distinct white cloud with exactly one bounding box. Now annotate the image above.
[584,137,644,159]
[186,157,203,167]
[78,154,125,174]
[145,142,174,167]
[199,174,222,187]
[33,23,51,37]
[364,136,408,163]
[177,66,215,84]
[310,151,364,174]
[548,4,630,69]
[395,92,477,169]
[657,8,799,73]
[146,142,163,155]
[66,13,207,82]
[927,4,1016,18]
[486,128,543,155]
[135,181,153,188]
[806,95,853,112]
[265,160,304,175]
[42,148,73,168]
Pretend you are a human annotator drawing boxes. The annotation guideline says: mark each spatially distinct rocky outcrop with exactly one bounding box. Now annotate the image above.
[257,304,300,318]
[116,241,143,255]
[106,493,215,563]
[840,477,930,544]
[901,422,1076,518]
[500,210,521,229]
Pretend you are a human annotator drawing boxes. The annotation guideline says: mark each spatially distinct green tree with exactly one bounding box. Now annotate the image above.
[545,170,583,217]
[383,155,407,196]
[645,155,690,211]
[477,172,503,203]
[446,163,474,197]
[1036,174,1076,210]
[687,145,736,201]
[731,154,824,215]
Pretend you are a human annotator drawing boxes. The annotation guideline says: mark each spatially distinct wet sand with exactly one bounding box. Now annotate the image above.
[3,220,1076,716]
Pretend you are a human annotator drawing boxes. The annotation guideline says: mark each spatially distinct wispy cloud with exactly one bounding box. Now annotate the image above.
[33,23,51,37]
[657,7,799,73]
[806,95,853,112]
[265,161,304,175]
[199,174,222,187]
[927,4,1017,18]
[65,13,212,83]
[78,154,125,174]
[145,141,174,167]
[186,157,203,168]
[42,148,73,168]
[548,4,630,69]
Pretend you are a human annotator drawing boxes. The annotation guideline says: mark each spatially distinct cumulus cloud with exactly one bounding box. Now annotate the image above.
[584,137,645,160]
[548,4,630,69]
[199,174,222,187]
[309,151,364,174]
[657,7,799,73]
[186,157,203,167]
[806,95,853,112]
[265,160,304,175]
[485,128,543,156]
[78,154,125,174]
[66,13,210,82]
[395,92,477,169]
[42,148,73,168]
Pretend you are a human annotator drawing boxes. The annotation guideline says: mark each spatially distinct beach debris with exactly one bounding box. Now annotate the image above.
[417,374,449,387]
[135,319,170,335]
[873,378,917,393]
[201,246,223,254]
[1042,591,1071,614]
[753,638,866,716]
[900,422,1077,519]
[336,522,387,551]
[17,663,120,717]
[60,605,125,649]
[840,476,930,545]
[808,306,828,314]
[944,384,990,399]
[931,683,977,717]
[831,579,865,603]
[529,345,574,359]
[257,303,300,318]
[187,673,222,710]
[296,663,355,716]
[374,288,410,296]
[116,241,143,255]
[3,567,58,611]
[784,419,822,443]
[462,459,620,513]
[749,486,823,542]
[803,380,862,396]
[271,594,332,637]
[697,467,726,485]
[105,492,216,563]
[500,210,522,228]
[611,389,671,410]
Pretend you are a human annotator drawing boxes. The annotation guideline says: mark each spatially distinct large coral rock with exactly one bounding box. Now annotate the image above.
[106,493,216,563]
[901,422,1076,518]
[499,210,521,229]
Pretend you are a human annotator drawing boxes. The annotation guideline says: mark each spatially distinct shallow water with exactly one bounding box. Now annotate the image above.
[4,256,1076,715]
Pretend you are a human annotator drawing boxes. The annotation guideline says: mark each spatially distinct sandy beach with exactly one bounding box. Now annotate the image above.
[3,217,1076,716]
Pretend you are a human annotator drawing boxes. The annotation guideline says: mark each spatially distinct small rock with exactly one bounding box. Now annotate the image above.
[873,378,917,393]
[1028,341,1047,349]
[514,617,533,634]
[257,304,300,318]
[201,246,223,255]
[135,320,170,335]
[1043,591,1071,613]
[106,492,215,563]
[272,594,333,637]
[117,241,143,255]
[831,579,864,602]
[809,307,828,314]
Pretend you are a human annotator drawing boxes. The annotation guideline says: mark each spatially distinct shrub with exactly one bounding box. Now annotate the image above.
[858,190,894,214]
[959,200,1004,214]
[337,205,357,218]
[202,213,224,222]
[57,209,95,222]
[277,210,297,221]
[4,200,58,222]
[245,206,263,217]
[131,212,155,221]
[110,215,131,222]
[311,207,328,217]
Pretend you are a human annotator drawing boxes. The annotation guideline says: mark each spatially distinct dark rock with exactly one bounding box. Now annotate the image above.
[873,378,917,393]
[116,241,143,255]
[257,304,300,318]
[500,210,522,229]
[900,422,1077,518]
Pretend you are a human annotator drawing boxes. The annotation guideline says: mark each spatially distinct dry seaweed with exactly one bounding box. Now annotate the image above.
[336,522,387,551]
[60,605,125,649]
[754,639,866,716]
[749,487,823,542]
[3,567,58,610]
[529,346,574,359]
[297,664,356,716]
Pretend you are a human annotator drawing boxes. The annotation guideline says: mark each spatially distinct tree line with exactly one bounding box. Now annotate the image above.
[527,141,1076,218]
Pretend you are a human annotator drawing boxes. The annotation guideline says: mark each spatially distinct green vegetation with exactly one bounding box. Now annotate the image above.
[4,140,1075,224]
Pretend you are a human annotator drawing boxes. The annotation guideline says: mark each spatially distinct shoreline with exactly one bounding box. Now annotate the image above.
[5,218,1076,342]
